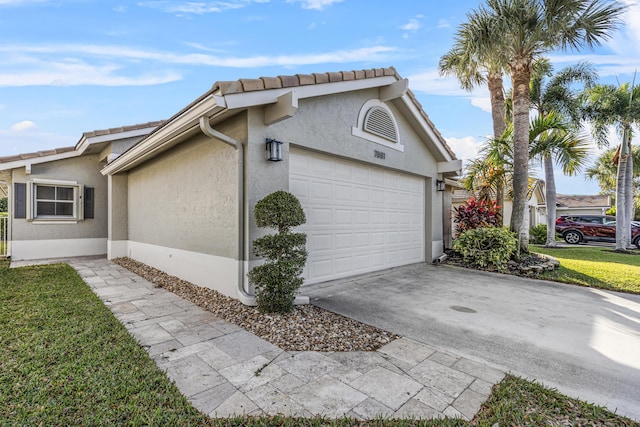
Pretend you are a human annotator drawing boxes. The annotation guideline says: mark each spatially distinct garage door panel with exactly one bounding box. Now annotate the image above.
[290,148,425,285]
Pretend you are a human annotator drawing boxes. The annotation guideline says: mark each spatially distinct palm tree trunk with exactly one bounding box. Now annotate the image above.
[488,72,506,138]
[624,133,634,248]
[496,182,505,227]
[488,73,506,227]
[544,155,558,247]
[615,138,629,251]
[510,61,531,253]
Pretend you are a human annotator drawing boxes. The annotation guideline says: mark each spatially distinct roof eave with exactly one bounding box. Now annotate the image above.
[101,94,224,175]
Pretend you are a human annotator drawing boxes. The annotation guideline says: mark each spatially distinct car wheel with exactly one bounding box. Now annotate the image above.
[564,230,582,244]
[634,237,640,249]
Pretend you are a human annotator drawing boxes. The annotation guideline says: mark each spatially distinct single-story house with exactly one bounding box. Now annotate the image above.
[554,194,612,217]
[0,122,163,260]
[2,66,461,304]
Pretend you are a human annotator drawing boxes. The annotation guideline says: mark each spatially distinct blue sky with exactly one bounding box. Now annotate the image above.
[1,0,638,194]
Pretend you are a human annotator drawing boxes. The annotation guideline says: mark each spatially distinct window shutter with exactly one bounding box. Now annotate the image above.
[84,186,94,219]
[14,183,26,219]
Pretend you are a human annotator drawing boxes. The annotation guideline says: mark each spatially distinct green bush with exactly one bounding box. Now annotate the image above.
[453,227,517,270]
[0,196,7,213]
[248,191,307,313]
[529,224,547,245]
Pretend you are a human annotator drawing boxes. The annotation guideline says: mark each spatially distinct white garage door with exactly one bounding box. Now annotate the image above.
[289,148,425,285]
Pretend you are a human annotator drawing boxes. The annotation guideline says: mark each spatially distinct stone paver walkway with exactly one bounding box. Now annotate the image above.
[18,257,505,420]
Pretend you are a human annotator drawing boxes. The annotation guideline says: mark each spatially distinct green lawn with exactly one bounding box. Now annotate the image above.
[0,261,211,426]
[532,245,640,294]
[1,260,637,426]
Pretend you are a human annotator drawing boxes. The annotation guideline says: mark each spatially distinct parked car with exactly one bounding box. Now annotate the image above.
[555,215,640,248]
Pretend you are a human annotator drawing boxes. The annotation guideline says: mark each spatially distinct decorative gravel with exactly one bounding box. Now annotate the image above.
[113,257,398,352]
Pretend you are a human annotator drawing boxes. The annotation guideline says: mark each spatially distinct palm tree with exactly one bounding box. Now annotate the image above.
[585,146,640,197]
[529,59,595,246]
[439,23,507,139]
[582,83,640,250]
[464,115,587,230]
[529,113,590,246]
[458,0,623,252]
[439,27,508,223]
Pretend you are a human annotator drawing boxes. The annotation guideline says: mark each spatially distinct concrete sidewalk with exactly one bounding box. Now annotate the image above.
[19,257,505,421]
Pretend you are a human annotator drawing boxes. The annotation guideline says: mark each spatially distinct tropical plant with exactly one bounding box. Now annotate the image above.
[453,227,517,270]
[248,191,307,313]
[454,0,623,252]
[586,146,640,220]
[529,114,590,247]
[529,224,548,245]
[453,197,502,237]
[528,59,595,247]
[582,82,640,250]
[439,23,508,223]
[463,113,588,233]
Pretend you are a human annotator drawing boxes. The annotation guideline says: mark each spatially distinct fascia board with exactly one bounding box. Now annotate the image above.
[82,127,159,146]
[0,150,82,171]
[222,76,397,110]
[399,94,454,162]
[102,96,222,175]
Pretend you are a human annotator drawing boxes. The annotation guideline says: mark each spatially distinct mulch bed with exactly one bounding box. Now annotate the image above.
[113,257,398,352]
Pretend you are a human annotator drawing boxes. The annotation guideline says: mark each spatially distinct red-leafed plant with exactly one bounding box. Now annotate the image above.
[453,197,502,237]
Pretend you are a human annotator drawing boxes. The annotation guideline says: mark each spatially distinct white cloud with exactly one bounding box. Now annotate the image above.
[407,69,469,96]
[10,120,36,131]
[470,97,492,113]
[0,128,75,156]
[400,18,421,31]
[287,0,343,10]
[137,1,251,15]
[437,19,450,29]
[0,58,182,87]
[445,136,486,164]
[0,0,47,5]
[0,44,397,87]
[113,5,128,12]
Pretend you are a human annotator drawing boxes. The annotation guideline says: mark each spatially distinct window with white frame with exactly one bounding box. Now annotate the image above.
[34,184,76,217]
[26,180,84,221]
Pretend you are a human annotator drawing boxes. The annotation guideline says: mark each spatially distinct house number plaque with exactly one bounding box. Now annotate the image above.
[374,150,386,160]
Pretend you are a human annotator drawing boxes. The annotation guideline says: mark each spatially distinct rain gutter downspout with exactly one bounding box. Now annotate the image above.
[198,116,256,306]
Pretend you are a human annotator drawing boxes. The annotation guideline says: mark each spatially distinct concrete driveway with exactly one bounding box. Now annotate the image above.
[304,263,640,421]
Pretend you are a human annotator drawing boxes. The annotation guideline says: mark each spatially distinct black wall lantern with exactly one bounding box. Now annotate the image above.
[266,138,283,162]
[436,179,445,192]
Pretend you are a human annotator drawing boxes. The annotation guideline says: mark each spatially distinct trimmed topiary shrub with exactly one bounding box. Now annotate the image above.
[453,227,517,270]
[248,191,308,313]
[529,224,547,245]
[453,197,501,238]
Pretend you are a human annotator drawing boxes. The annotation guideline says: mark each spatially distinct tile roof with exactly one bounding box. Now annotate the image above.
[215,67,396,94]
[556,194,611,208]
[212,67,456,160]
[0,146,76,164]
[81,120,165,138]
[0,121,163,165]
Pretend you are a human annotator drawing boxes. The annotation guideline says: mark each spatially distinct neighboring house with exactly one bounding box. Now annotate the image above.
[0,122,162,260]
[555,194,611,217]
[452,179,546,235]
[100,67,461,302]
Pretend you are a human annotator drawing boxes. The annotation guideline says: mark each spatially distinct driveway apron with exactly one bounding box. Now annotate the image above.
[304,262,640,421]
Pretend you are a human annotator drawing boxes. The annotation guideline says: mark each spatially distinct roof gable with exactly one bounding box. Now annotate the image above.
[103,66,458,175]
